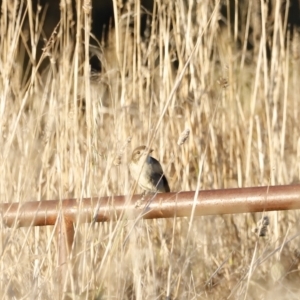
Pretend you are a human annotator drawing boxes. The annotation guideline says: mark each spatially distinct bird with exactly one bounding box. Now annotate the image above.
[129,145,170,193]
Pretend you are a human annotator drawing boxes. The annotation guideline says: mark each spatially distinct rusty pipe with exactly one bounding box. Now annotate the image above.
[56,216,75,292]
[1,185,300,228]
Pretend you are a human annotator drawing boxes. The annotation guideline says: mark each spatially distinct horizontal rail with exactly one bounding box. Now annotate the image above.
[1,184,300,228]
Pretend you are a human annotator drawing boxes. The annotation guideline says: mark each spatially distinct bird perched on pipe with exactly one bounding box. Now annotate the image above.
[129,145,170,193]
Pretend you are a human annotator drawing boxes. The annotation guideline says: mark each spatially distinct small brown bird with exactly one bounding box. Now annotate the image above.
[129,145,170,193]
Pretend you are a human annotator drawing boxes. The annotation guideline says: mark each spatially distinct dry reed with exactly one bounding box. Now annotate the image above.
[0,0,300,299]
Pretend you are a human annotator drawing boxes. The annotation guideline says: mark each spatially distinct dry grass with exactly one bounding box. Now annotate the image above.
[1,0,300,299]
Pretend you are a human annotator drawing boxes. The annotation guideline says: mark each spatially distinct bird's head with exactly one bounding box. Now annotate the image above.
[131,145,153,164]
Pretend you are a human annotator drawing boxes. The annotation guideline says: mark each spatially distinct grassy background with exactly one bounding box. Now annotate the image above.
[1,0,300,299]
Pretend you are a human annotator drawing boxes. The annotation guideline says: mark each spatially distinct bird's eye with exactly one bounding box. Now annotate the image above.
[137,151,140,154]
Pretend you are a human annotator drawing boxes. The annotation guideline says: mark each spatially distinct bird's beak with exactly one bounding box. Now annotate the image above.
[146,148,154,154]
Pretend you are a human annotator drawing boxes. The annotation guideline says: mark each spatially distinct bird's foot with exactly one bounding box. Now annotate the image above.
[134,199,143,207]
[134,191,144,207]
[134,191,148,207]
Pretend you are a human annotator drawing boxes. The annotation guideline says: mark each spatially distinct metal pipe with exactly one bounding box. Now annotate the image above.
[1,185,300,228]
[56,217,74,293]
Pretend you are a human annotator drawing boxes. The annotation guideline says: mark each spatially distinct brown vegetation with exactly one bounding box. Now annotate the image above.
[0,0,300,299]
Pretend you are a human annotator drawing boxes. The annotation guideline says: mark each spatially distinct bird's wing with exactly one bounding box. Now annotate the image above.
[149,156,164,174]
[150,172,170,192]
